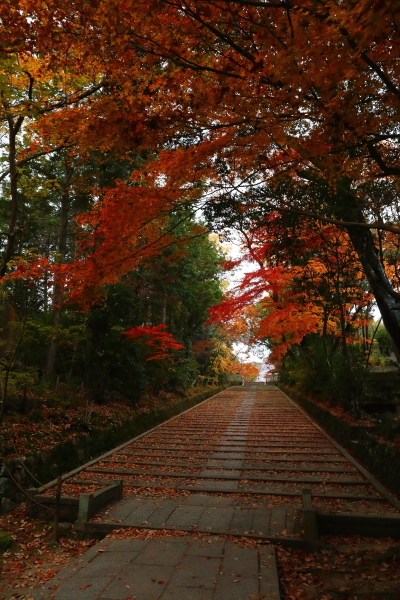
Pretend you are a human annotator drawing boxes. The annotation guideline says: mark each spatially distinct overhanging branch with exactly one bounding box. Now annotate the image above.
[274,205,400,235]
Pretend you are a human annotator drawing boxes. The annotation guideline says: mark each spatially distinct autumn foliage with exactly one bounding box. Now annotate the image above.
[0,0,400,390]
[210,219,373,365]
[123,324,184,361]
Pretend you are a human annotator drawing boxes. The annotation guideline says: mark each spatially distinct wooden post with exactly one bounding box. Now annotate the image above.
[53,476,62,542]
[302,488,319,548]
[117,479,124,500]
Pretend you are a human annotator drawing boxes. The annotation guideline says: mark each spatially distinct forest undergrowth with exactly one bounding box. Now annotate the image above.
[0,384,222,460]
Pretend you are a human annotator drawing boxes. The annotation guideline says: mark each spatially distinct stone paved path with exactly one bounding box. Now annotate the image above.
[34,535,280,600]
[32,383,400,599]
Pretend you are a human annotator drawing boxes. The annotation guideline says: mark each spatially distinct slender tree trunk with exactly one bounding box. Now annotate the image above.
[43,270,48,313]
[45,159,72,379]
[0,115,24,276]
[322,309,331,369]
[336,286,349,363]
[0,307,28,425]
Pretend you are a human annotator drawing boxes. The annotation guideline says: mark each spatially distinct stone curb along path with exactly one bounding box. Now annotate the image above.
[32,383,400,600]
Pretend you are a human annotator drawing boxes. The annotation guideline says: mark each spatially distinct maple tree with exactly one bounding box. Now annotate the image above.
[210,218,369,360]
[123,324,184,361]
[234,360,259,381]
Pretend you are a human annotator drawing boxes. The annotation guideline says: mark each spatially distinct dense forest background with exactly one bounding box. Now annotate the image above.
[0,149,253,446]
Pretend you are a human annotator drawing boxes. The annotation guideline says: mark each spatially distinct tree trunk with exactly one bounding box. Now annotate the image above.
[45,159,72,379]
[161,296,167,324]
[0,116,24,276]
[346,225,400,359]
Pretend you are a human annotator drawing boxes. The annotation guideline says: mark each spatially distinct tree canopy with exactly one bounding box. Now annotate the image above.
[0,1,399,399]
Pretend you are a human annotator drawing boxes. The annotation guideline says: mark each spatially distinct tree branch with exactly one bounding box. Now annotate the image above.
[0,144,69,183]
[274,205,400,235]
[366,141,400,176]
[42,82,104,113]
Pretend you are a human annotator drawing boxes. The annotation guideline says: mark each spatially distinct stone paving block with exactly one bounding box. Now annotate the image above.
[101,537,150,552]
[107,499,142,521]
[209,453,245,460]
[217,444,246,450]
[161,535,193,543]
[170,555,220,589]
[160,585,214,599]
[199,469,241,478]
[139,499,177,526]
[206,459,243,469]
[260,581,282,600]
[37,544,109,587]
[165,505,206,527]
[221,543,258,577]
[100,564,173,600]
[259,547,281,600]
[38,575,112,600]
[269,508,287,535]
[185,537,225,558]
[116,499,161,523]
[197,506,235,531]
[285,510,298,536]
[253,507,271,535]
[54,547,103,580]
[74,549,138,577]
[239,482,273,493]
[243,462,274,470]
[181,494,234,507]
[191,480,239,491]
[133,539,187,566]
[78,544,110,562]
[213,573,259,600]
[230,507,254,533]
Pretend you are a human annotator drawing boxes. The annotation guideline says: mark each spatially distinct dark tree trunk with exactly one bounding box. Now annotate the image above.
[45,159,73,379]
[346,225,400,359]
[1,116,24,276]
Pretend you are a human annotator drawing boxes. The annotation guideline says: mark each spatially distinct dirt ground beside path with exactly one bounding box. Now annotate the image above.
[0,508,97,600]
[277,535,400,600]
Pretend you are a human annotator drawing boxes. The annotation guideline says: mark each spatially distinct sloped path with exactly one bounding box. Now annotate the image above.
[33,384,400,600]
[68,384,398,523]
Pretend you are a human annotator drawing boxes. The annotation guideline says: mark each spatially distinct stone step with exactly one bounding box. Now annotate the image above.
[87,466,365,485]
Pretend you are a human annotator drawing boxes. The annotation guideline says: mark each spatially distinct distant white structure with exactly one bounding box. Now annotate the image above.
[256,363,269,382]
[256,364,279,383]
